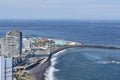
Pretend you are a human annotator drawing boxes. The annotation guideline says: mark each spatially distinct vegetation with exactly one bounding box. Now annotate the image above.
[33,40,55,47]
[14,70,34,80]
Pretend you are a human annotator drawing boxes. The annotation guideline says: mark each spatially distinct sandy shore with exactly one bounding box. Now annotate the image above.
[29,59,51,80]
[29,45,81,80]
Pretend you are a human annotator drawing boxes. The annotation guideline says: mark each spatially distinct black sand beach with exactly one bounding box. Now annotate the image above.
[29,45,81,80]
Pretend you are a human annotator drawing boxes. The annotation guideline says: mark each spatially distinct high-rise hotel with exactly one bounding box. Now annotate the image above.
[0,30,22,80]
[1,30,22,58]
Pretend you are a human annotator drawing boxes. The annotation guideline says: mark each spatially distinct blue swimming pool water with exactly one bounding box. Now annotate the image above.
[53,40,66,45]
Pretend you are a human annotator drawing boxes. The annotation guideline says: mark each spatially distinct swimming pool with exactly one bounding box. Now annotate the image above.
[53,40,67,45]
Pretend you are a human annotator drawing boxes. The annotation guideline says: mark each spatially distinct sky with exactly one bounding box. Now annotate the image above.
[0,0,120,20]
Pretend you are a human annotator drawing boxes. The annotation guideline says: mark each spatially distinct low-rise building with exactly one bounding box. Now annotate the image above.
[23,38,31,50]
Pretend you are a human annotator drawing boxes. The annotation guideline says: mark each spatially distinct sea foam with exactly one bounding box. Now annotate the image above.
[96,60,120,64]
[44,49,66,80]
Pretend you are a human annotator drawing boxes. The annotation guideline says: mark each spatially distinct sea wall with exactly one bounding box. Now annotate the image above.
[82,44,120,50]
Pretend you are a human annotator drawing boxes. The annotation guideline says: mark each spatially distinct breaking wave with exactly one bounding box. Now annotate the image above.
[44,49,67,80]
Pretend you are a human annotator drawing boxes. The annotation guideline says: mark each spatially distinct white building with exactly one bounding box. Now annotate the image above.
[23,38,31,50]
[6,30,22,57]
[0,56,13,80]
[1,37,17,57]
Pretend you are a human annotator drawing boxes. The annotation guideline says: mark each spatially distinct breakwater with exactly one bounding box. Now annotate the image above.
[81,44,120,50]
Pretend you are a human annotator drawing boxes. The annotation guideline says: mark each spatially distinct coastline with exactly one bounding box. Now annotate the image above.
[29,45,81,80]
[28,43,120,80]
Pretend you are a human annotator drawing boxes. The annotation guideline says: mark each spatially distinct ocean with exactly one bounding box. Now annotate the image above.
[0,20,120,80]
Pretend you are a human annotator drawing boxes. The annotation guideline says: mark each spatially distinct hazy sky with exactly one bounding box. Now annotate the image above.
[0,0,120,20]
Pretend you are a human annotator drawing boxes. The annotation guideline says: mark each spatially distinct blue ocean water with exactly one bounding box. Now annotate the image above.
[0,20,120,80]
